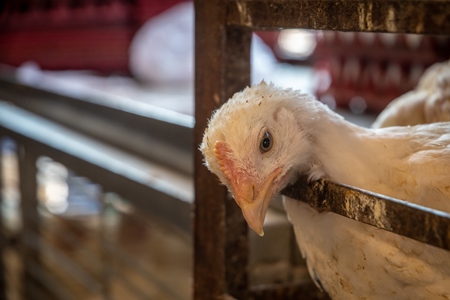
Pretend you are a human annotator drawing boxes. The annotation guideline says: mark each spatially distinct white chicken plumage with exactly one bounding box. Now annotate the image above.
[372,60,450,128]
[201,81,450,300]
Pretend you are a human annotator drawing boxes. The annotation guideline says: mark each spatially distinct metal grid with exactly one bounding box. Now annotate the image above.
[193,1,450,299]
[0,103,192,299]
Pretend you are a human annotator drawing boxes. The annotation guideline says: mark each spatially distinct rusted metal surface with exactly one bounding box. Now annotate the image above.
[195,0,450,299]
[194,0,252,298]
[193,0,229,298]
[227,0,450,34]
[223,26,252,300]
[0,140,6,300]
[17,144,45,299]
[283,177,450,251]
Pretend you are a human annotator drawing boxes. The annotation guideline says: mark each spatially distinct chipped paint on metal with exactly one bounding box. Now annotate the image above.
[358,2,373,31]
[386,6,397,32]
[236,1,252,27]
[342,189,390,229]
[359,192,390,229]
[415,6,425,33]
[358,3,365,30]
[345,193,351,215]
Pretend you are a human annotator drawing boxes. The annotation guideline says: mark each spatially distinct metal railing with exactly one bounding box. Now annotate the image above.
[193,0,450,299]
[0,101,193,299]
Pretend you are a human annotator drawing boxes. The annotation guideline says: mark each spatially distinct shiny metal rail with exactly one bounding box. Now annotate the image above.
[0,75,194,175]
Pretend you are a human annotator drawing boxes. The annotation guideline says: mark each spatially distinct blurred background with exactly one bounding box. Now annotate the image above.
[2,0,450,113]
[0,0,450,299]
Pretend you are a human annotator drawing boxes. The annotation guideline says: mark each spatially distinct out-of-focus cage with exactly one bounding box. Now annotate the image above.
[193,0,450,299]
[0,77,194,299]
[0,0,189,73]
[1,0,450,299]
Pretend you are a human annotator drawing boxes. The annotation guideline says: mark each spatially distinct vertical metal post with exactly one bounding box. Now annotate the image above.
[100,193,112,300]
[0,138,7,300]
[18,143,40,299]
[223,25,252,299]
[193,0,251,298]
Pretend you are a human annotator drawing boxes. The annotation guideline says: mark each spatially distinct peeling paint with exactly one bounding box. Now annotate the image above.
[415,7,425,33]
[386,6,397,32]
[359,193,390,229]
[345,195,351,215]
[358,2,373,31]
[358,3,365,30]
[236,1,252,27]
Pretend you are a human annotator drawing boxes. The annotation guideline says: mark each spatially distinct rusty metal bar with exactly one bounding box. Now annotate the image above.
[195,0,450,299]
[223,25,253,299]
[194,0,251,299]
[194,1,230,297]
[282,177,450,251]
[0,139,6,300]
[226,0,450,34]
[17,143,44,299]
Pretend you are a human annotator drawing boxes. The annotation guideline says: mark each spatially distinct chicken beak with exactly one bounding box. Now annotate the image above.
[213,141,281,237]
[232,168,282,236]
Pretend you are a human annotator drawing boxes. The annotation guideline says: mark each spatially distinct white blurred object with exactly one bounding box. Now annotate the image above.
[129,2,277,85]
[37,156,69,214]
[16,61,42,84]
[277,29,317,60]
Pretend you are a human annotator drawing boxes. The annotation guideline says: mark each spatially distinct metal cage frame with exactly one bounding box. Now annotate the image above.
[193,1,450,299]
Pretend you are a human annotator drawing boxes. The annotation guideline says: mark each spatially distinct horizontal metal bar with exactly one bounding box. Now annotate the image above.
[227,0,450,34]
[282,177,450,251]
[0,76,194,175]
[0,102,192,232]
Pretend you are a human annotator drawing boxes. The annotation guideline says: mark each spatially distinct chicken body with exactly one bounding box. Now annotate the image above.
[201,82,450,299]
[285,119,450,299]
[373,60,450,128]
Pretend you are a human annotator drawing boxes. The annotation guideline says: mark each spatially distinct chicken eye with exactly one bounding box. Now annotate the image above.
[260,131,273,153]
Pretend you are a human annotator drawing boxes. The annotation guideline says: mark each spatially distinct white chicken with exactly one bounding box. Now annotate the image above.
[372,60,450,128]
[201,81,450,300]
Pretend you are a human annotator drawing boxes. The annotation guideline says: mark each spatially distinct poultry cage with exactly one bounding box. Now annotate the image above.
[0,0,449,299]
[193,0,450,299]
[0,83,194,299]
